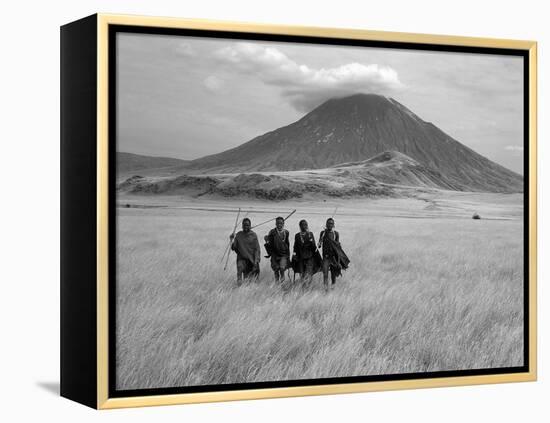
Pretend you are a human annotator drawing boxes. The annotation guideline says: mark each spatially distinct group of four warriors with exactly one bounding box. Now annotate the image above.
[229,216,349,290]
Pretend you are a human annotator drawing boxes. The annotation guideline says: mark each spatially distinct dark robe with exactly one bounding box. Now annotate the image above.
[292,231,322,274]
[265,228,290,258]
[232,230,261,265]
[319,229,350,277]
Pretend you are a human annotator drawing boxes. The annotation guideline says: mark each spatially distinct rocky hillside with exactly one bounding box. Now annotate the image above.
[117,150,466,200]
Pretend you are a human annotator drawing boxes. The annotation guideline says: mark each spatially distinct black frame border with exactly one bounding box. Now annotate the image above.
[107,24,530,399]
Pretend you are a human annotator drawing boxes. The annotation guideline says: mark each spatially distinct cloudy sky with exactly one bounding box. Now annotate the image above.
[117,33,524,174]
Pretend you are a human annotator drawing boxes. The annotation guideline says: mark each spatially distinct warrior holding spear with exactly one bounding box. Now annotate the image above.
[229,217,261,285]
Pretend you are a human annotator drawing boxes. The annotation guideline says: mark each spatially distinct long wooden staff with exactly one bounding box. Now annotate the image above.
[251,209,296,230]
[285,209,297,222]
[223,207,241,270]
[221,210,248,263]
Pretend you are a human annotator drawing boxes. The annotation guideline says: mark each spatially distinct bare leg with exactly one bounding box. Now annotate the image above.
[305,258,314,288]
[322,259,330,292]
[236,260,244,286]
[299,272,307,290]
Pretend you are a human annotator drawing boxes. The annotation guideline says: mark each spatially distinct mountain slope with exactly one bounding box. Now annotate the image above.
[182,94,523,193]
[334,150,461,190]
[117,152,189,173]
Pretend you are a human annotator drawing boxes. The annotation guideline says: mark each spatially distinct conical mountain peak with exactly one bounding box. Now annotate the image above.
[183,93,522,193]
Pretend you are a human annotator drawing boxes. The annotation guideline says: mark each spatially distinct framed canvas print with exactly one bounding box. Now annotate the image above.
[60,13,537,409]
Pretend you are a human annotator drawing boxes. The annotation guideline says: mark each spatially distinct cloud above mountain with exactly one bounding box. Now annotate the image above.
[117,33,524,174]
[213,42,403,111]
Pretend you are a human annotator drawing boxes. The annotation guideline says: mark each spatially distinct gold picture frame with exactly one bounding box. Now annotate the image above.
[60,13,537,409]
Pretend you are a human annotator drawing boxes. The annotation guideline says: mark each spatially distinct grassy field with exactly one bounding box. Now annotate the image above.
[115,194,524,390]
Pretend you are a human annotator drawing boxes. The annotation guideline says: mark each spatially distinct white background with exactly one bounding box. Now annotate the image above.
[1,0,546,421]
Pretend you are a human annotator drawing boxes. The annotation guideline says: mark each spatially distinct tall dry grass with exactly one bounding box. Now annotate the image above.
[116,204,523,390]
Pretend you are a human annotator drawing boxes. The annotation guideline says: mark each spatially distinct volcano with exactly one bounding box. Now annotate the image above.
[181,93,522,193]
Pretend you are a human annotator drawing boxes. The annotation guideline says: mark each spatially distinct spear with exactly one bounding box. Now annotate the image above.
[221,210,249,263]
[222,207,241,270]
[251,209,296,230]
[284,209,297,222]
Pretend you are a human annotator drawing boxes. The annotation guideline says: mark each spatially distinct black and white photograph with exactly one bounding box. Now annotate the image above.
[114,30,527,392]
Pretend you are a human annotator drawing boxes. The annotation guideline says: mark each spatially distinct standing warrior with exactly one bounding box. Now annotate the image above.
[318,218,350,291]
[292,219,322,286]
[264,216,290,283]
[230,218,261,284]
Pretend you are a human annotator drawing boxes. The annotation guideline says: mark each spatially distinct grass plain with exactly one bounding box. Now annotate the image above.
[115,192,524,390]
